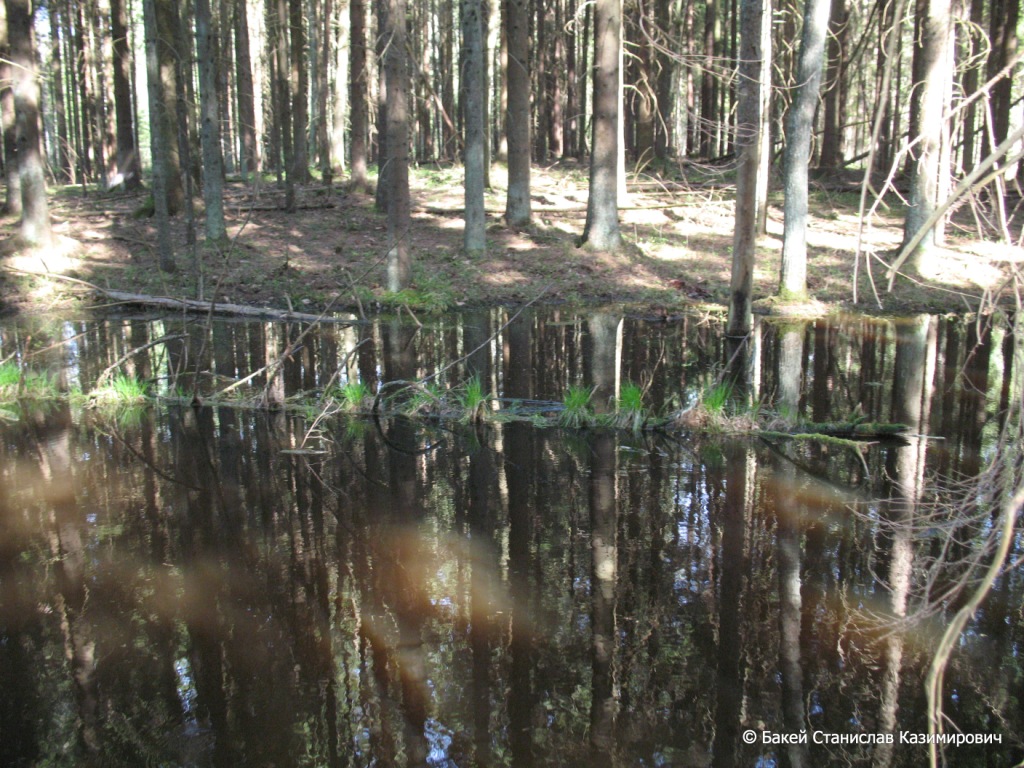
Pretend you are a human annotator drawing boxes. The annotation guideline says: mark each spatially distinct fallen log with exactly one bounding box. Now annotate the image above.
[100,289,357,324]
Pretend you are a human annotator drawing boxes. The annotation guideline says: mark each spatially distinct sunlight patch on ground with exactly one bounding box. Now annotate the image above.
[482,269,528,286]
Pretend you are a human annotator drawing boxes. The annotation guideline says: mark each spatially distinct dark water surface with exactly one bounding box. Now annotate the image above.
[0,309,1021,767]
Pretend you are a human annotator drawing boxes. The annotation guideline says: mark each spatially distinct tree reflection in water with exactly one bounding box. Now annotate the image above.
[0,310,1021,766]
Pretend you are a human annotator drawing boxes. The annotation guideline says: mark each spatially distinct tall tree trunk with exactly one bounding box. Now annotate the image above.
[0,1,21,215]
[463,0,487,255]
[275,0,296,206]
[727,0,768,336]
[375,0,390,211]
[235,0,258,175]
[196,0,227,241]
[289,0,311,185]
[701,0,719,158]
[6,0,52,246]
[349,0,369,187]
[442,0,457,156]
[958,0,983,172]
[504,0,531,226]
[818,0,848,170]
[779,0,831,299]
[96,0,116,188]
[155,0,185,214]
[384,0,411,290]
[579,0,622,252]
[48,3,72,183]
[144,0,175,270]
[901,0,953,274]
[110,0,142,189]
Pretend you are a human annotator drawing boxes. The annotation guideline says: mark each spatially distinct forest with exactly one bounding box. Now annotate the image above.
[0,0,1021,321]
[2,0,1024,764]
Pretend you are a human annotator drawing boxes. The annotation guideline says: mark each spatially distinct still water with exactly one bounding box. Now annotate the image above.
[0,308,1021,767]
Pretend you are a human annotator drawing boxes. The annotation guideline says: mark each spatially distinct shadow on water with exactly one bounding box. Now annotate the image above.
[0,308,1021,766]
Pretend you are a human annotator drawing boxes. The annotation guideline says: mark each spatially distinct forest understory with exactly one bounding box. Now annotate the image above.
[2,162,1020,318]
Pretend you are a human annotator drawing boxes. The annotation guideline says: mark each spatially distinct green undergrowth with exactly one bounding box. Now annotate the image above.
[0,360,909,446]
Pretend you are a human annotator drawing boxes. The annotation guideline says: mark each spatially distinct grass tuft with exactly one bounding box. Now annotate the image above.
[559,385,594,428]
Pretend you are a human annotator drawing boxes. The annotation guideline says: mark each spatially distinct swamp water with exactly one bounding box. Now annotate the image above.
[0,308,1021,767]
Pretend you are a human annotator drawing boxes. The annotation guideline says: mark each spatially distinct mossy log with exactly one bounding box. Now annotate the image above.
[785,421,910,440]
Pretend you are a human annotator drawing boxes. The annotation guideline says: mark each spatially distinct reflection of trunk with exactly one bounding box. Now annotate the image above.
[33,412,101,758]
[777,324,804,421]
[382,322,428,763]
[468,430,497,762]
[875,315,931,767]
[506,421,535,763]
[589,432,618,752]
[712,440,748,768]
[776,475,808,768]
[587,313,622,414]
[505,308,533,400]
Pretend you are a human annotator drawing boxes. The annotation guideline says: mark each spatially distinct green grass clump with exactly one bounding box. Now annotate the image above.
[458,376,488,423]
[702,381,733,414]
[336,380,372,412]
[89,374,150,406]
[609,382,648,431]
[0,362,58,401]
[559,385,594,428]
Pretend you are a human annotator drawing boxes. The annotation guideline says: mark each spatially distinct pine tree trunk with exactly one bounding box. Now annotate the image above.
[384,0,411,290]
[111,0,141,189]
[0,1,22,215]
[349,0,369,186]
[958,0,983,172]
[155,0,185,214]
[235,0,258,175]
[143,0,174,270]
[727,0,767,336]
[6,0,52,246]
[779,0,831,299]
[818,0,848,170]
[579,0,621,252]
[48,3,73,183]
[290,0,311,185]
[901,0,953,273]
[196,0,227,241]
[462,0,487,255]
[504,0,531,226]
[701,0,718,158]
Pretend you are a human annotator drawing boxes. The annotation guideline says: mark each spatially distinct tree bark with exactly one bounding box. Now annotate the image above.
[384,0,411,290]
[504,0,531,226]
[901,0,953,274]
[349,0,369,187]
[727,0,767,336]
[196,0,228,241]
[290,0,311,185]
[779,0,831,299]
[110,0,142,189]
[143,0,175,271]
[0,1,21,215]
[580,0,622,252]
[155,0,185,214]
[818,0,848,170]
[48,2,72,183]
[235,0,259,175]
[462,0,487,255]
[5,0,52,246]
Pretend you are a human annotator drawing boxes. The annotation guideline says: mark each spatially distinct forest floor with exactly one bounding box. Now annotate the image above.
[1,161,1020,318]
